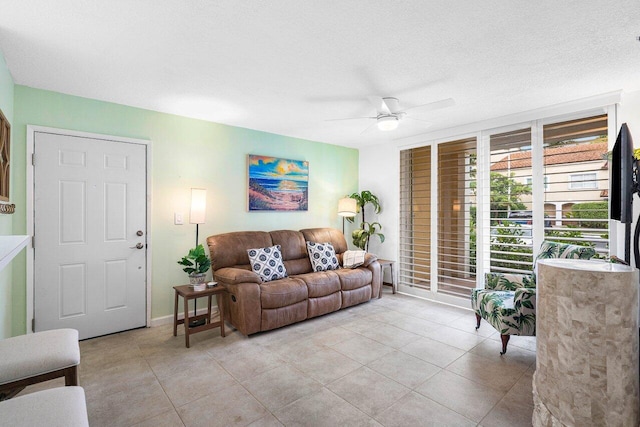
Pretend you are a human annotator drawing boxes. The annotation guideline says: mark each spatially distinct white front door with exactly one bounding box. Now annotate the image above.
[33,131,147,339]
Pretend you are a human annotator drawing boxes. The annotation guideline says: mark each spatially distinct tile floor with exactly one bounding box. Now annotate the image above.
[19,289,536,426]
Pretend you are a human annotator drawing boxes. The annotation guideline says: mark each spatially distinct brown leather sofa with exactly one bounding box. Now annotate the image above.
[206,227,381,335]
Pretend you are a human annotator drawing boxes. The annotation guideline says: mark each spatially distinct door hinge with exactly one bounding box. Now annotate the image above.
[31,153,35,166]
[31,235,35,249]
[31,318,35,332]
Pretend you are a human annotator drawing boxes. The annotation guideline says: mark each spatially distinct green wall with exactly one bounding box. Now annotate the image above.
[0,50,14,338]
[11,85,359,335]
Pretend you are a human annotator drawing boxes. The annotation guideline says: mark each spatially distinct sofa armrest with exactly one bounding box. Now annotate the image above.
[485,272,535,291]
[214,267,262,285]
[361,252,378,267]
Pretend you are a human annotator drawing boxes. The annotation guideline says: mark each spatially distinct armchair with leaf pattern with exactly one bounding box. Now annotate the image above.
[471,240,596,354]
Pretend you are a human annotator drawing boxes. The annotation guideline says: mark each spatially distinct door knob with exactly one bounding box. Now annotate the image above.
[130,243,144,249]
[136,230,144,236]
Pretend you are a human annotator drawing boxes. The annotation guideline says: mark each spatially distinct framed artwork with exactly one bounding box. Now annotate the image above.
[248,155,309,211]
[0,108,13,214]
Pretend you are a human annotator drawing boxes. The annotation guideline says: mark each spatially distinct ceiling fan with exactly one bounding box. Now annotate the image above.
[327,96,455,133]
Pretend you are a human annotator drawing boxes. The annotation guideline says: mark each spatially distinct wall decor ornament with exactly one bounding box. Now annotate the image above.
[248,155,309,211]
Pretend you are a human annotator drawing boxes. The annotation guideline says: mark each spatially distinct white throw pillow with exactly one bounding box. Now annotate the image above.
[306,241,340,272]
[343,250,366,268]
[247,245,288,282]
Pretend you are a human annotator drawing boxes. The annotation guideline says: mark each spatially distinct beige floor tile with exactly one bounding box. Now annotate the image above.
[247,413,284,427]
[375,391,476,427]
[400,336,466,368]
[177,382,268,427]
[217,346,286,382]
[159,360,239,407]
[470,339,536,369]
[327,366,411,417]
[16,377,65,397]
[390,314,441,337]
[303,325,361,347]
[87,380,173,427]
[415,370,504,422]
[83,357,157,401]
[145,348,215,380]
[330,335,395,364]
[273,388,380,427]
[358,322,423,349]
[367,350,441,389]
[448,313,499,338]
[505,371,534,407]
[480,396,534,427]
[446,352,529,392]
[241,365,323,411]
[289,345,362,384]
[80,340,144,374]
[131,410,185,427]
[419,324,487,351]
[79,331,133,354]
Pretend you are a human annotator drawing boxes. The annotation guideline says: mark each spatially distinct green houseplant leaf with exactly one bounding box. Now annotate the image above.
[345,190,384,251]
[177,244,211,275]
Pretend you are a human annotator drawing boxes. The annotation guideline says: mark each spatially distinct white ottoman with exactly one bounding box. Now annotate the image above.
[0,386,88,427]
[0,329,80,398]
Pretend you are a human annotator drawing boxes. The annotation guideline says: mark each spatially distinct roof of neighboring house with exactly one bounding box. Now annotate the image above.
[491,142,608,171]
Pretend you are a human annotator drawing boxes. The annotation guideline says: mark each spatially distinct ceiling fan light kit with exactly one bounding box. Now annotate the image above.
[377,115,399,131]
[327,95,454,134]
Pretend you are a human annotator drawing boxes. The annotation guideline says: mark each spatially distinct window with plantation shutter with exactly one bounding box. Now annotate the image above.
[399,146,432,291]
[437,138,477,298]
[542,114,609,256]
[488,127,534,274]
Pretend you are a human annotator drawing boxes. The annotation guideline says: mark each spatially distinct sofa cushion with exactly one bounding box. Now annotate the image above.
[300,228,348,254]
[247,245,287,282]
[270,230,312,275]
[260,277,308,309]
[306,242,340,271]
[335,268,372,291]
[207,231,273,271]
[296,271,341,297]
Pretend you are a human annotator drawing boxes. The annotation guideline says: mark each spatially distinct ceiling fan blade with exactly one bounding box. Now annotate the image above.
[401,98,455,113]
[360,121,382,135]
[325,117,376,122]
[366,96,391,114]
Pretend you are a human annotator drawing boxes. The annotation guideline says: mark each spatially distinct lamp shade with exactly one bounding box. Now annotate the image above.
[189,188,207,224]
[337,197,357,217]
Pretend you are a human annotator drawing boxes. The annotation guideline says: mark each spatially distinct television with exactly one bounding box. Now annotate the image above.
[610,123,637,264]
[611,123,634,224]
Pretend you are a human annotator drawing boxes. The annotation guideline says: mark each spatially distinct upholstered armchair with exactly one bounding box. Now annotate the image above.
[472,241,596,354]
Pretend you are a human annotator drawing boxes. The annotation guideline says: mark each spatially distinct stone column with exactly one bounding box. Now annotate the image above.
[533,258,639,426]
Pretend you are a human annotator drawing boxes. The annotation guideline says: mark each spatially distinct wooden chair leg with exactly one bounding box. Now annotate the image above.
[500,334,510,355]
[64,366,78,386]
[475,314,481,330]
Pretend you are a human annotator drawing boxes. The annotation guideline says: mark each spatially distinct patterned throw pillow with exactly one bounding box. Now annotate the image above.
[247,245,287,282]
[306,241,340,272]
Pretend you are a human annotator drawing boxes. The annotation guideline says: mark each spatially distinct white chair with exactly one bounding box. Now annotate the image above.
[0,386,88,426]
[0,329,80,400]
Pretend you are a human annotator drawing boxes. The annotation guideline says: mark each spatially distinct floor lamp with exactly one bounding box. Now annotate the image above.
[338,197,357,234]
[190,188,207,327]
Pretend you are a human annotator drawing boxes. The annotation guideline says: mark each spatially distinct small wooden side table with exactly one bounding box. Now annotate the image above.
[173,284,226,348]
[377,259,396,298]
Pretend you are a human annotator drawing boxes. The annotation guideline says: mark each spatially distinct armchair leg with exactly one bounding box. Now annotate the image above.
[475,314,481,330]
[500,334,510,355]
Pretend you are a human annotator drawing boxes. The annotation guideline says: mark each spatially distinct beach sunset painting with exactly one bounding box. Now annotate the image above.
[248,155,309,211]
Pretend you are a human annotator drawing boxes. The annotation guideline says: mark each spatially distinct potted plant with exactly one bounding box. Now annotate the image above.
[177,244,211,285]
[346,190,385,251]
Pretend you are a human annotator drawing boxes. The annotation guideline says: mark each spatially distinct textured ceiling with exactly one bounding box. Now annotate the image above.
[1,1,639,148]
